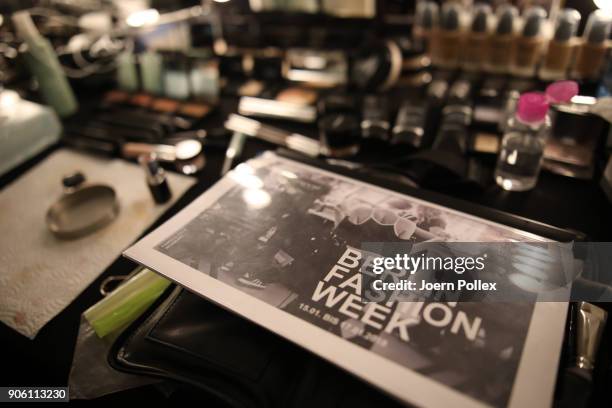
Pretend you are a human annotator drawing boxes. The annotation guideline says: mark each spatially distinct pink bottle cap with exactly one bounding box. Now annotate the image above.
[517,92,549,123]
[545,80,579,104]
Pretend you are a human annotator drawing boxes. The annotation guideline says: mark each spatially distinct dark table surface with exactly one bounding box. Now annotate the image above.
[1,95,611,404]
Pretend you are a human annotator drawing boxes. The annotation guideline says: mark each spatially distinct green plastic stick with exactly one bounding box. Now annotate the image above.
[84,268,171,338]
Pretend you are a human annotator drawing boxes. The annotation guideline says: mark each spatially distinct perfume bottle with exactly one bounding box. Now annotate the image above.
[486,5,518,74]
[572,11,612,81]
[495,92,550,191]
[540,9,581,81]
[432,2,463,69]
[511,7,547,78]
[413,1,439,57]
[462,4,491,72]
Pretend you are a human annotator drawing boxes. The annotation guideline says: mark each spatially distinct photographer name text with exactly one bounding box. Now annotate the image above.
[372,279,497,292]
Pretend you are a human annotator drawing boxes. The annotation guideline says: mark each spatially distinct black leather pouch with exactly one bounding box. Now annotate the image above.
[108,286,403,408]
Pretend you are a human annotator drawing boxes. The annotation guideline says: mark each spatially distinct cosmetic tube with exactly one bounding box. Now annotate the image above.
[557,302,607,408]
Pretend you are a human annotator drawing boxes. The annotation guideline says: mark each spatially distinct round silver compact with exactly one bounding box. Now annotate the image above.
[122,138,205,175]
[46,172,120,239]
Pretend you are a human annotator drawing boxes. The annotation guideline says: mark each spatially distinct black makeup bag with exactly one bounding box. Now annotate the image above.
[108,286,403,408]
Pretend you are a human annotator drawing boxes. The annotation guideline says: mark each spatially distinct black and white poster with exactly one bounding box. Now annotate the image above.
[125,152,567,408]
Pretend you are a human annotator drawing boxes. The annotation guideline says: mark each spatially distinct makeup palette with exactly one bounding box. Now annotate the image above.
[275,87,318,105]
[178,102,212,119]
[103,90,131,105]
[151,98,180,114]
[129,93,154,108]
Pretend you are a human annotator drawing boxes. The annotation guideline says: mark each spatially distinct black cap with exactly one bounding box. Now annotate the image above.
[585,11,612,43]
[554,9,581,42]
[417,1,439,30]
[522,7,547,37]
[62,172,85,189]
[495,5,518,35]
[496,6,517,35]
[471,5,491,33]
[441,3,461,31]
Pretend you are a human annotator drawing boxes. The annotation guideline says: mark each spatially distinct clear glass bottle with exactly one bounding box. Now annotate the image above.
[495,92,550,192]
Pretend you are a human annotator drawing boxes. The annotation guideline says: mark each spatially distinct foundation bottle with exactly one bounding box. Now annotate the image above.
[463,4,492,72]
[413,0,439,58]
[572,11,612,81]
[432,2,463,69]
[511,7,547,78]
[486,5,518,74]
[540,9,581,81]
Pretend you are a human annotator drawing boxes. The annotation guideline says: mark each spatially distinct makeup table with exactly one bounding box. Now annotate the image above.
[1,95,611,405]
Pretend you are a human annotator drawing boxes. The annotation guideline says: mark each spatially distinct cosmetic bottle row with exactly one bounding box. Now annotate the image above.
[317,81,473,158]
[414,1,612,82]
[314,77,601,179]
[117,49,220,102]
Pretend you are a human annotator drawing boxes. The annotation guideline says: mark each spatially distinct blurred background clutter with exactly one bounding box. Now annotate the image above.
[1,0,612,406]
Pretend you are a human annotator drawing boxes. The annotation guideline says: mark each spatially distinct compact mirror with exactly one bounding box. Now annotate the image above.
[46,172,120,239]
